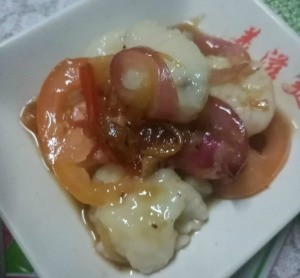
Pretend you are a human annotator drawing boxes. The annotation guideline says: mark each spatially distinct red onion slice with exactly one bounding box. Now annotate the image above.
[173,96,249,181]
[177,24,252,84]
[110,47,178,121]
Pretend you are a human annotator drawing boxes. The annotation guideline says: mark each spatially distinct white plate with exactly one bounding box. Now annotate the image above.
[0,0,300,277]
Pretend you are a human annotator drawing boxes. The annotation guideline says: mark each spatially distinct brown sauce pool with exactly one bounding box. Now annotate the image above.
[21,99,39,137]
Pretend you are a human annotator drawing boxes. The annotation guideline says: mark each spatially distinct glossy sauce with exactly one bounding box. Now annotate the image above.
[21,98,293,202]
[21,98,293,272]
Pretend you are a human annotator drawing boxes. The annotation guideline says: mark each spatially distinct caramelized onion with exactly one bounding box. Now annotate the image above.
[140,123,183,158]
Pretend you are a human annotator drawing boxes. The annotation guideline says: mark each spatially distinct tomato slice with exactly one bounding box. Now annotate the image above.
[36,56,140,206]
[53,162,135,206]
[37,58,90,164]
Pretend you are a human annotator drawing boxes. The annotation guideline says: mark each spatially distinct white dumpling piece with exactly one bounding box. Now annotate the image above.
[86,21,210,123]
[124,21,210,123]
[89,165,208,274]
[209,65,275,136]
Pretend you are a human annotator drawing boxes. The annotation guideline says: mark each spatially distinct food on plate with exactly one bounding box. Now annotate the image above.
[90,166,207,273]
[21,20,291,274]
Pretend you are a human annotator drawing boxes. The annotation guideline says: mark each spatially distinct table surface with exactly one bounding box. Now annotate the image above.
[0,0,300,277]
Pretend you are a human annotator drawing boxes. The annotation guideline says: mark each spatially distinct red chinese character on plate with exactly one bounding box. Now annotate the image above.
[282,75,300,109]
[233,27,261,50]
[260,49,289,80]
